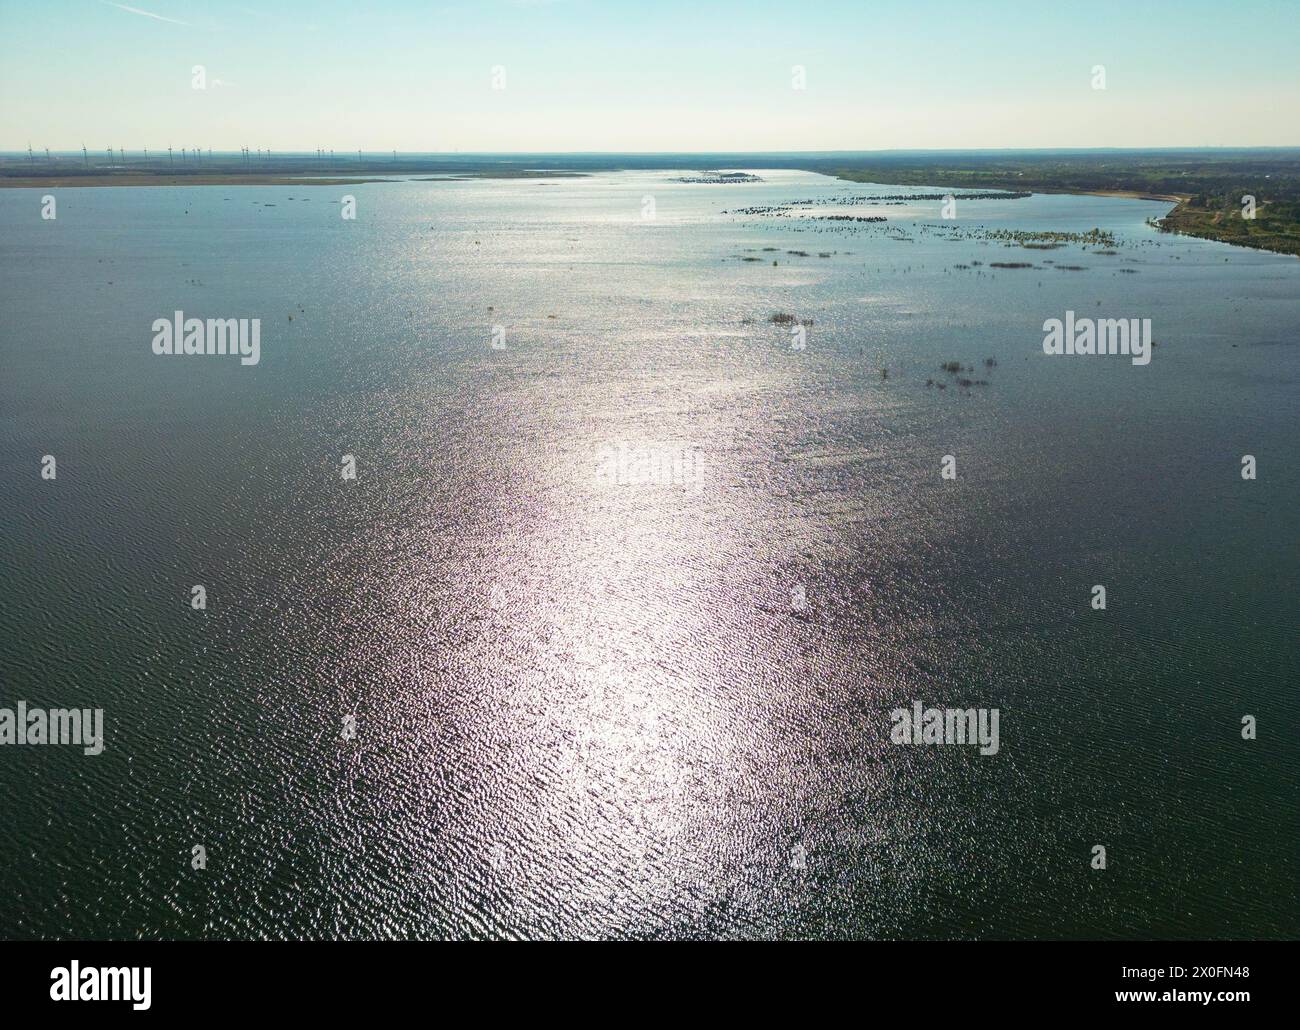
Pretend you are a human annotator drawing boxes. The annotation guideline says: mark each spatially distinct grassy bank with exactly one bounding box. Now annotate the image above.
[1155,195,1300,255]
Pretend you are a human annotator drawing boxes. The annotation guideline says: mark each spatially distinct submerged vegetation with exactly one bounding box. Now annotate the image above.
[930,358,995,391]
[938,225,1117,247]
[805,150,1300,257]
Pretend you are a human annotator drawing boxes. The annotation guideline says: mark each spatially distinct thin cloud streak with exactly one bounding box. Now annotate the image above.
[100,1,189,26]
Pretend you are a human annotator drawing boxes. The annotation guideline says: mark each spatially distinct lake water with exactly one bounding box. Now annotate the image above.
[1,169,1296,939]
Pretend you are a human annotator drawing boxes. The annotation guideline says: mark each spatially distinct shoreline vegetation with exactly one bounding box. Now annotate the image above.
[816,152,1300,256]
[3,149,1297,255]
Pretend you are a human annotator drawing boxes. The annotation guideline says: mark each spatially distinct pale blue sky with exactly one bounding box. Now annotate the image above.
[2,0,1297,151]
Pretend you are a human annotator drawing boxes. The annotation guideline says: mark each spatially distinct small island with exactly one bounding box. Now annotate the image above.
[671,171,763,184]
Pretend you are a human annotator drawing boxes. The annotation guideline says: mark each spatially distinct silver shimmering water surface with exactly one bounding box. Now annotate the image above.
[1,171,1296,939]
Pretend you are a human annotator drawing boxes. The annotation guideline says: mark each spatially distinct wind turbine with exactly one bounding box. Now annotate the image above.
[82,143,88,166]
[168,146,173,167]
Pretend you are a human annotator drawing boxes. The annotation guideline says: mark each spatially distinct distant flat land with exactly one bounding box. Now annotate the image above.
[0,156,589,189]
[0,174,392,188]
[798,150,1300,256]
[0,172,584,187]
[5,149,1298,255]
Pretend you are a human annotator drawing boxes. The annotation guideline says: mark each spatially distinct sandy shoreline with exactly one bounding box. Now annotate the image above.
[1030,187,1189,203]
